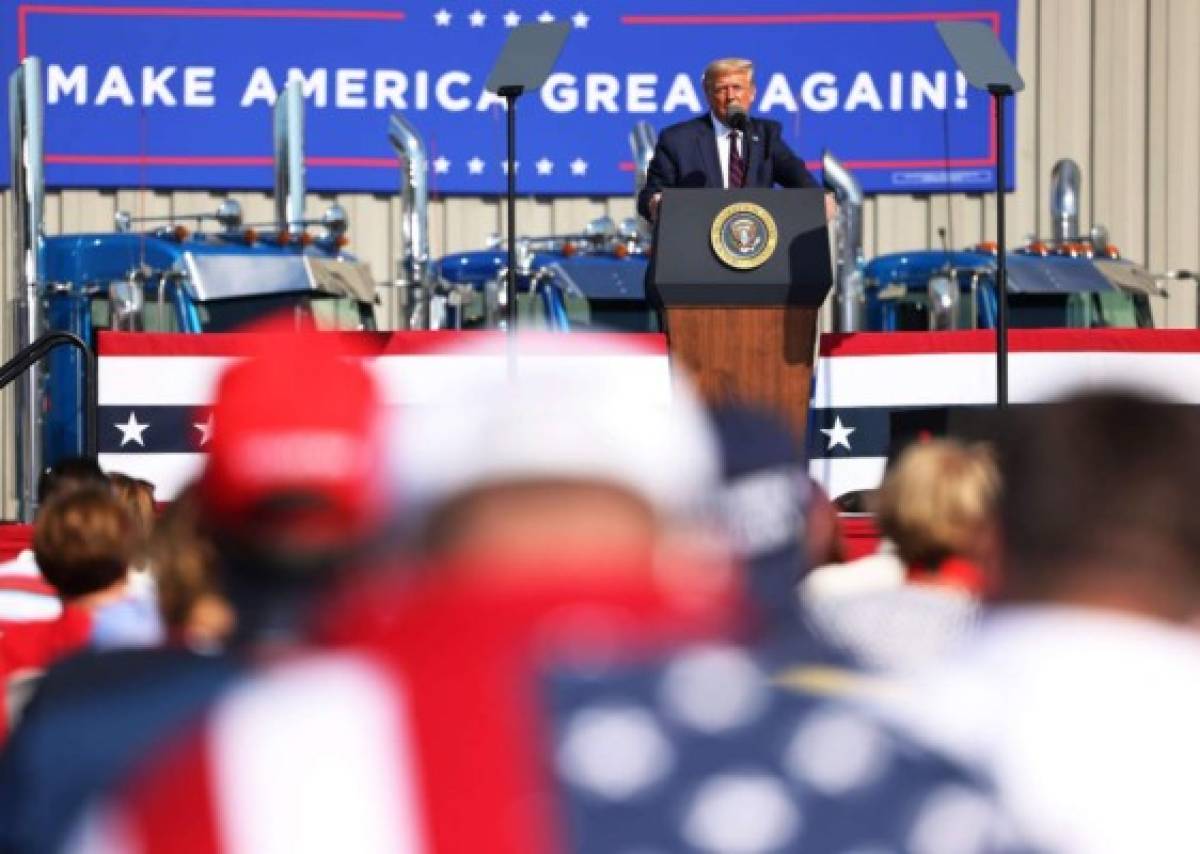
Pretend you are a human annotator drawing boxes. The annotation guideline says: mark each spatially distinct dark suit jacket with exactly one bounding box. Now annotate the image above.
[636,114,818,220]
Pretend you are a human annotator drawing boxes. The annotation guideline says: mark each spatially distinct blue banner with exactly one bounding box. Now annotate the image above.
[4,0,1017,194]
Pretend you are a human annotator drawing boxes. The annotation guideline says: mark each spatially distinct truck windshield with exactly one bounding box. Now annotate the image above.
[880,289,1152,331]
[91,292,375,334]
[197,293,375,332]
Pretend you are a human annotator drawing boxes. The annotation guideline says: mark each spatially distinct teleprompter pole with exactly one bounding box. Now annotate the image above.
[990,85,1013,409]
[499,85,523,332]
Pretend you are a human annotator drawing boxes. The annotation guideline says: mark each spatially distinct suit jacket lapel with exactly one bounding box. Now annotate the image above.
[696,116,723,188]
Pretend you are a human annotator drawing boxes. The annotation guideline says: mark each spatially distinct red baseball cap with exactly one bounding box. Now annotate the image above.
[198,330,389,551]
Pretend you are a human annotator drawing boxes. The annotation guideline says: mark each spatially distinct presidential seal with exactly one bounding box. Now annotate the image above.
[710,202,778,270]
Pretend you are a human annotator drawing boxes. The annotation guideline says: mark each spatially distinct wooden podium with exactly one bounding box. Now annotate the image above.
[651,188,832,441]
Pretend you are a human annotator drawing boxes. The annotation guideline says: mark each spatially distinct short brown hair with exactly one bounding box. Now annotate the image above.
[875,439,998,568]
[34,485,135,600]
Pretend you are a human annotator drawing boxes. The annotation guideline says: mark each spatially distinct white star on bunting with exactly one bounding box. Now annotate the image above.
[433,8,452,26]
[570,157,588,176]
[433,156,451,174]
[501,160,520,175]
[467,157,486,175]
[116,412,149,447]
[572,11,590,28]
[503,10,521,27]
[537,11,555,22]
[536,157,554,175]
[468,9,486,27]
[820,416,856,451]
[194,415,214,447]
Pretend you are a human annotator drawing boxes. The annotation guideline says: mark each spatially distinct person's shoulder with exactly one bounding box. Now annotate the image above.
[658,114,711,141]
[751,116,785,137]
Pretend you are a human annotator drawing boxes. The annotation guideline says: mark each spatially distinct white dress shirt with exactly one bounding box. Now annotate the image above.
[711,113,741,189]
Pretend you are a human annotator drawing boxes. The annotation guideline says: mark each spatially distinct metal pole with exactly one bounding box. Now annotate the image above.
[990,87,1011,409]
[499,87,522,332]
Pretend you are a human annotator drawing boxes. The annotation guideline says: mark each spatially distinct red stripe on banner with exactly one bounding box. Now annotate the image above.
[620,11,999,27]
[46,154,273,167]
[819,329,1200,358]
[45,154,398,169]
[97,331,670,358]
[18,4,405,59]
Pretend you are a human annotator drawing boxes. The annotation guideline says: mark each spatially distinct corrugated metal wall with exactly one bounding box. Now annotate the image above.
[1,0,1198,511]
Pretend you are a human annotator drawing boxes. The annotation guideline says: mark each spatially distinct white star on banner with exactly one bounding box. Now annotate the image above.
[820,416,856,451]
[501,160,520,174]
[536,157,554,175]
[570,157,588,176]
[433,156,451,174]
[537,11,555,22]
[572,11,590,28]
[503,10,521,27]
[116,412,149,447]
[467,157,486,175]
[194,415,214,447]
[468,9,486,27]
[434,8,452,26]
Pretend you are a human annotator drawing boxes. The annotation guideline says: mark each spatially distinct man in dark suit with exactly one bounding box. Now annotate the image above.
[637,57,830,223]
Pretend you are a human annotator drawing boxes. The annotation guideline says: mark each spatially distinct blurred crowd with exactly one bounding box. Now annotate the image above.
[1,329,1198,853]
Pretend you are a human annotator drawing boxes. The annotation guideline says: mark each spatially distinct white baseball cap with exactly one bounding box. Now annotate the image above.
[390,334,720,524]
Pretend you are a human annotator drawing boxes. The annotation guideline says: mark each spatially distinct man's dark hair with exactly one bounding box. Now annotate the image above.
[995,390,1200,614]
[37,457,108,505]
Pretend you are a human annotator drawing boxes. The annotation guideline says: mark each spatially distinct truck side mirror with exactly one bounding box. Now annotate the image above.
[928,274,960,330]
[108,280,144,331]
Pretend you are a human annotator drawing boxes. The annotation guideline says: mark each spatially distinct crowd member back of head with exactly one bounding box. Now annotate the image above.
[36,457,108,508]
[800,439,997,672]
[33,486,134,607]
[995,392,1200,620]
[876,438,997,585]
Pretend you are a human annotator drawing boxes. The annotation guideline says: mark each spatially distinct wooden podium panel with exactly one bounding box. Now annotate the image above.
[665,305,818,442]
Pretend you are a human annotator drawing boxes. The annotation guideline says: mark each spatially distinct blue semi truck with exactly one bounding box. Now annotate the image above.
[8,59,379,518]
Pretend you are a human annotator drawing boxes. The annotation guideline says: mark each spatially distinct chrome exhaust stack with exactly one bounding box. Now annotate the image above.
[273,80,306,236]
[388,113,432,329]
[822,150,865,332]
[9,56,45,521]
[1049,159,1081,244]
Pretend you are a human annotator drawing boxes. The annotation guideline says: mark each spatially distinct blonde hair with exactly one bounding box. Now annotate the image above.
[875,439,999,568]
[703,58,755,90]
[146,486,225,633]
[109,472,156,556]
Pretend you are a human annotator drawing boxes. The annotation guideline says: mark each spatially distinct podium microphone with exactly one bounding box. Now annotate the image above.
[726,103,750,132]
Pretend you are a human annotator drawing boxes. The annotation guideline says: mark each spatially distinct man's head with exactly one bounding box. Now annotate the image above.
[197,330,391,582]
[34,485,134,603]
[703,58,756,127]
[395,335,722,575]
[995,390,1200,620]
